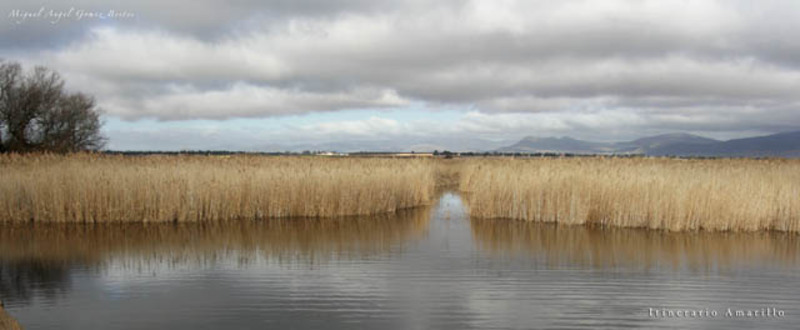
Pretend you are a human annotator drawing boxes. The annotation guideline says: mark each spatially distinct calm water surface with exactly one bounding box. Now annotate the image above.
[1,192,799,329]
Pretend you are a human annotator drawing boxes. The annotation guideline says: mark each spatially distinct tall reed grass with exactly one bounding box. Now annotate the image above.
[3,154,798,232]
[0,154,435,222]
[460,158,800,232]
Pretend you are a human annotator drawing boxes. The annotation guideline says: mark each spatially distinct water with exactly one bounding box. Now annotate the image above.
[1,191,799,329]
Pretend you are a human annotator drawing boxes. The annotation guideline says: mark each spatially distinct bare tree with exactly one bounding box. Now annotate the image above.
[0,61,22,152]
[0,60,105,152]
[36,93,105,152]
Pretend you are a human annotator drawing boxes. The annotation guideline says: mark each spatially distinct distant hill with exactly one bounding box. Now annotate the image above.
[649,131,800,157]
[498,136,612,154]
[254,137,513,153]
[614,133,719,154]
[498,131,800,157]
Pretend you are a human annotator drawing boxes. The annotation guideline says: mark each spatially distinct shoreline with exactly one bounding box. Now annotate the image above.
[0,301,23,330]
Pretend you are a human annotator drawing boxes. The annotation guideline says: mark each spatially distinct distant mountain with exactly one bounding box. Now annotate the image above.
[497,136,612,154]
[498,131,800,157]
[254,137,513,153]
[614,133,719,154]
[649,131,800,157]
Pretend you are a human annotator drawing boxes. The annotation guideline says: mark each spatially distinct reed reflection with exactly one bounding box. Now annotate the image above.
[0,208,430,304]
[471,217,800,271]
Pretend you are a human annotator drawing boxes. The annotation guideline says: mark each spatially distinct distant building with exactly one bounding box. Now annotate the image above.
[317,151,347,156]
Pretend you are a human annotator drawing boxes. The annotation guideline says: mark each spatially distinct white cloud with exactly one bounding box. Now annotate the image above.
[4,0,800,148]
[105,83,409,119]
[299,116,404,136]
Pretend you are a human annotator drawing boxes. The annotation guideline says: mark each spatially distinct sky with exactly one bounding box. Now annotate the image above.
[2,0,799,151]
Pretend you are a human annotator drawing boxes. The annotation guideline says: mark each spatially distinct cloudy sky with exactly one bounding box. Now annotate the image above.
[2,0,799,151]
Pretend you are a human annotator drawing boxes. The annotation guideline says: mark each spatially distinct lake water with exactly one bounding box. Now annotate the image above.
[1,191,799,329]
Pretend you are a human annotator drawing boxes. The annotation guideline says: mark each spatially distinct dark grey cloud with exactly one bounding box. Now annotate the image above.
[2,0,799,147]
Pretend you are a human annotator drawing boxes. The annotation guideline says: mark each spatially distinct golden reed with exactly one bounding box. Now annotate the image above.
[2,154,799,232]
[460,158,800,232]
[0,154,435,222]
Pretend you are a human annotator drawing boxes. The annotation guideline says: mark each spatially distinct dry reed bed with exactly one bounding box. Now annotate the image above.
[0,154,435,222]
[460,158,800,232]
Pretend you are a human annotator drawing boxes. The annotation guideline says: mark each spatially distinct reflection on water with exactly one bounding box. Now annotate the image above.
[0,260,72,305]
[0,209,430,263]
[0,208,430,304]
[471,218,800,272]
[1,192,799,330]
